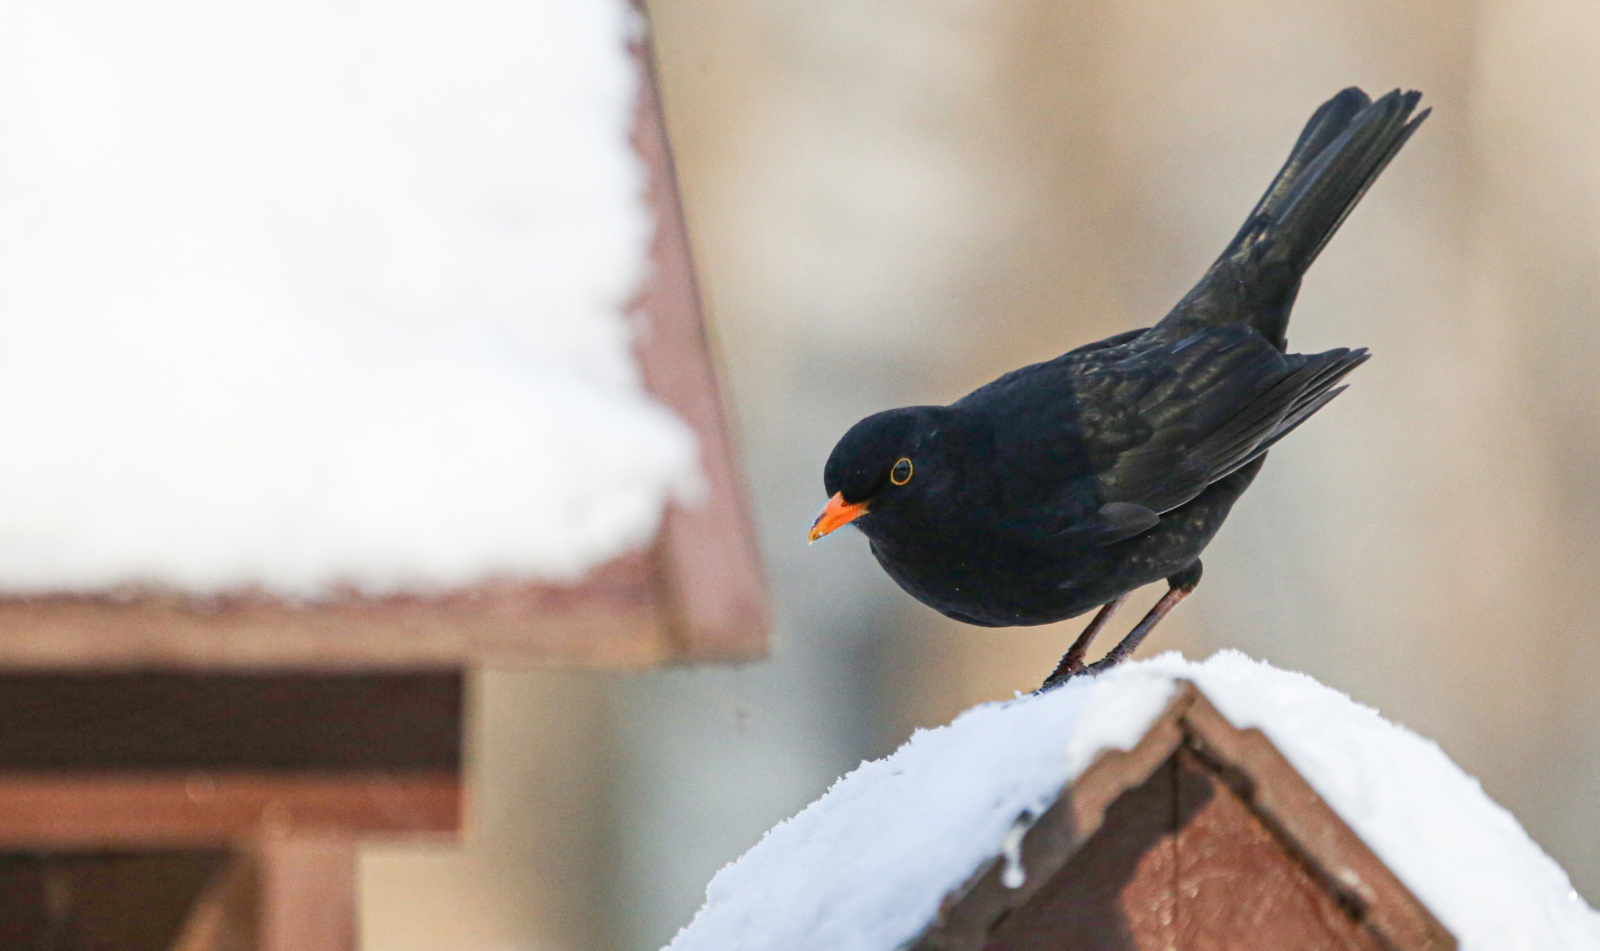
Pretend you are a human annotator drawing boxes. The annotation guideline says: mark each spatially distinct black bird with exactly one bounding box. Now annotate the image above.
[809,88,1427,689]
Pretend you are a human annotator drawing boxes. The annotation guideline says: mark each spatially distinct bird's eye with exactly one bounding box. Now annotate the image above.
[890,457,913,486]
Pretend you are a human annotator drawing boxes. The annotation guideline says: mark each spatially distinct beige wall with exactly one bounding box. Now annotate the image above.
[362,2,1600,947]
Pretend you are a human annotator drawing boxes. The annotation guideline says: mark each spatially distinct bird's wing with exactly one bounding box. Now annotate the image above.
[957,325,1364,543]
[1079,328,1368,517]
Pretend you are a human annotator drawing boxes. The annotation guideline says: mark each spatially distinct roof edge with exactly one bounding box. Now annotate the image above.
[907,679,1456,951]
[1180,687,1455,950]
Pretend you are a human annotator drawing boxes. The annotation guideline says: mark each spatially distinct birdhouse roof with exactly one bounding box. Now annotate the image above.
[665,651,1600,951]
[0,0,692,599]
[0,3,767,668]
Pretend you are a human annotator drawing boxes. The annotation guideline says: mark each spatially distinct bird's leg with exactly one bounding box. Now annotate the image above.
[1038,595,1127,692]
[1083,561,1203,675]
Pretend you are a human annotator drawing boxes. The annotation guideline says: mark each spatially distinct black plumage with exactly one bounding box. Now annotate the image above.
[810,88,1428,685]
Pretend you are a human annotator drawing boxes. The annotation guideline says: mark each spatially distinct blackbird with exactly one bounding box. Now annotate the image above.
[808,88,1427,688]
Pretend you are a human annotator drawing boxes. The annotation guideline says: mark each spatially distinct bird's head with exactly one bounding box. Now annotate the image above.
[810,406,956,542]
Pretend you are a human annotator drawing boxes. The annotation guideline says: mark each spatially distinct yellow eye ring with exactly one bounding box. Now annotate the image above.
[890,457,913,486]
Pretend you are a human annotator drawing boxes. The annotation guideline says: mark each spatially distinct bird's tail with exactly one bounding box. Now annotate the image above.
[1206,88,1428,347]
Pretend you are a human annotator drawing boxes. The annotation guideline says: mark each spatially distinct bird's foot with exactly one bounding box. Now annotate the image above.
[1036,563,1202,692]
[1037,596,1126,692]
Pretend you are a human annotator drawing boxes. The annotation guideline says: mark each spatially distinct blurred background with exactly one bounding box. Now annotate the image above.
[364,0,1600,948]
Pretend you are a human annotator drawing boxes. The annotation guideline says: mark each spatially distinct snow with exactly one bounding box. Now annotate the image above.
[666,651,1600,951]
[666,666,1178,951]
[0,0,697,597]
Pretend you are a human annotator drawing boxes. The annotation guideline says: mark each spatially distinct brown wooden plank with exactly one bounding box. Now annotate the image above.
[0,775,458,847]
[0,671,460,773]
[0,551,669,670]
[629,8,770,662]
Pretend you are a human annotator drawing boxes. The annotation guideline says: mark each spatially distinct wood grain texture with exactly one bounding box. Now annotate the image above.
[629,9,770,662]
[1180,694,1456,951]
[1169,749,1385,951]
[982,751,1387,951]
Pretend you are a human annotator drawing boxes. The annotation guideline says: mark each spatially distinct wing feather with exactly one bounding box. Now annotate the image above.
[1086,335,1367,515]
[956,324,1366,542]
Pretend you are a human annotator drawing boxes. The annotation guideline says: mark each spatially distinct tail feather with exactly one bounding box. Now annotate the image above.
[1222,87,1373,256]
[1174,88,1428,350]
[1268,89,1428,272]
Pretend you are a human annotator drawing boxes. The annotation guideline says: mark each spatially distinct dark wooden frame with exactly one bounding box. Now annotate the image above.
[910,682,1457,951]
[0,671,459,951]
[0,12,768,672]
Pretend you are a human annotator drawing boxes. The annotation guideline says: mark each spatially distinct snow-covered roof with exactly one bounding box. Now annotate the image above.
[667,651,1600,951]
[0,0,697,597]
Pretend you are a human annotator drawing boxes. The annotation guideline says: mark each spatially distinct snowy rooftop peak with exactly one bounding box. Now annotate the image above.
[0,0,696,597]
[666,651,1600,951]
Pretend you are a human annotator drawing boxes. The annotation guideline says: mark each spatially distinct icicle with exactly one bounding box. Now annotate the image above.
[1000,811,1035,889]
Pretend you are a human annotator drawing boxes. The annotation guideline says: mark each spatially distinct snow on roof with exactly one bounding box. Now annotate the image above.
[0,0,696,597]
[666,651,1600,951]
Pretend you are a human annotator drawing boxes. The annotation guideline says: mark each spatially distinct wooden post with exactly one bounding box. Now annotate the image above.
[255,838,358,951]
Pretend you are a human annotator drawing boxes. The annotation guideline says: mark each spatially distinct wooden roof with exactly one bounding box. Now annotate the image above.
[909,681,1457,951]
[0,19,767,671]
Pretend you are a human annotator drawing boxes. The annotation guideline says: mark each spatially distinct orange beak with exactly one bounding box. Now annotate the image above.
[809,492,870,543]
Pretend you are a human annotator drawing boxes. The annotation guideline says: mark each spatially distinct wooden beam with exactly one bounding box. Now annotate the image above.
[0,775,458,848]
[910,688,1189,950]
[255,838,357,951]
[1168,748,1384,949]
[0,672,462,848]
[0,671,461,771]
[0,552,669,670]
[978,751,1393,951]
